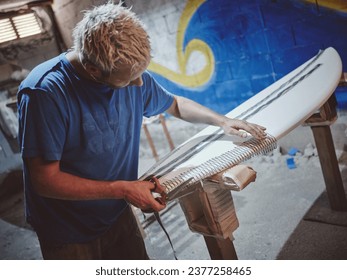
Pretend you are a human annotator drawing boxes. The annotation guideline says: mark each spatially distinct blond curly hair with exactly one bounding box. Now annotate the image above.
[72,2,151,76]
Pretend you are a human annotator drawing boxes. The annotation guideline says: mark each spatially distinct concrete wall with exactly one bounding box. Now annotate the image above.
[0,5,61,71]
[129,0,347,112]
[2,0,346,110]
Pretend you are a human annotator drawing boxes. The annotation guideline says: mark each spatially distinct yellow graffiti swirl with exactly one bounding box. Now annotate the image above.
[147,0,214,88]
[304,0,347,12]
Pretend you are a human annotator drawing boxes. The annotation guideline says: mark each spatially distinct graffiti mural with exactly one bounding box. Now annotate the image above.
[148,0,347,113]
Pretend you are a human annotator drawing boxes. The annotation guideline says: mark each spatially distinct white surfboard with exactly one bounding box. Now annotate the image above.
[140,47,342,200]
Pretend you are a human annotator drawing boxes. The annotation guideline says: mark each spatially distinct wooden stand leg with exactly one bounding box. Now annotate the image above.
[203,236,238,260]
[311,125,347,211]
[142,123,159,161]
[179,183,239,260]
[159,114,175,151]
[142,114,174,161]
[305,94,347,211]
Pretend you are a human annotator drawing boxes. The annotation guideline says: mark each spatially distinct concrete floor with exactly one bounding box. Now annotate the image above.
[0,112,347,260]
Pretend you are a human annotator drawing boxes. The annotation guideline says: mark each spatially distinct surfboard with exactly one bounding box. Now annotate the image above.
[140,47,342,200]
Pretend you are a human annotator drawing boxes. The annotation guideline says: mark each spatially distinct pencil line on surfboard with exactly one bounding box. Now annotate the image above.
[140,49,325,180]
[152,131,225,179]
[240,63,322,121]
[140,129,224,180]
[237,49,324,120]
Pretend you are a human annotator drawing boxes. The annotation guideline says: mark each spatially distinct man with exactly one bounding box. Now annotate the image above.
[17,2,266,260]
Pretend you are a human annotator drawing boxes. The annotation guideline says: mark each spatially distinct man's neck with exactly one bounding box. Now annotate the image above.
[65,51,93,81]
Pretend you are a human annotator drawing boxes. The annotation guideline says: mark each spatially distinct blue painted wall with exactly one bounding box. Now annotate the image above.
[150,0,347,113]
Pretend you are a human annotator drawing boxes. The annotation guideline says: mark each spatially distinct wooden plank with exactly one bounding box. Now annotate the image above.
[159,114,175,151]
[305,95,337,126]
[203,236,238,260]
[142,123,159,161]
[311,125,347,211]
[305,93,347,211]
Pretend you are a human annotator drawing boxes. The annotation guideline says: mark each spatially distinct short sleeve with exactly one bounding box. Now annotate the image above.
[141,71,174,117]
[18,89,67,161]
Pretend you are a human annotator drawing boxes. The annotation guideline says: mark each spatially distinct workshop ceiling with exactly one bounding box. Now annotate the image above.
[0,0,52,11]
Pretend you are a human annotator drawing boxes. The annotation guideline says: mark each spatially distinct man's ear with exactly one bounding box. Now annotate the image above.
[85,63,102,78]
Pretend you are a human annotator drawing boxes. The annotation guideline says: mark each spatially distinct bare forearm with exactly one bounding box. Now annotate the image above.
[167,95,267,139]
[25,157,166,212]
[36,171,128,200]
[28,160,128,200]
[168,96,226,126]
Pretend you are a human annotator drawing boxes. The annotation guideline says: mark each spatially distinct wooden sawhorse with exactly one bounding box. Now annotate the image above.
[142,114,175,161]
[305,94,347,211]
[193,93,347,260]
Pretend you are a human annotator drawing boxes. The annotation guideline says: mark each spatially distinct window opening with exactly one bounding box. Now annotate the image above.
[0,12,43,44]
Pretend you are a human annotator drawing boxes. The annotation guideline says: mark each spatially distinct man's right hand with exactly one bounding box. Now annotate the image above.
[123,178,167,212]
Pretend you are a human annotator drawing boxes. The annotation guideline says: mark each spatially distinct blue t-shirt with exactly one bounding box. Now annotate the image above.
[17,53,174,245]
